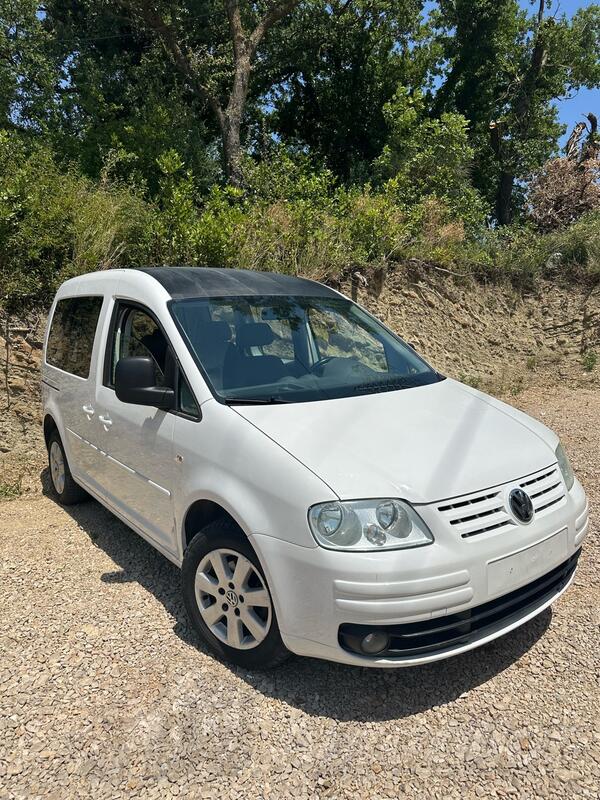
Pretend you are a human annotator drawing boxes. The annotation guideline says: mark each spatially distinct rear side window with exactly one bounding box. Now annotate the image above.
[46,296,103,378]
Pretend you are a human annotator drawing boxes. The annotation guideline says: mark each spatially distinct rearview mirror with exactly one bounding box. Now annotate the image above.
[115,357,175,410]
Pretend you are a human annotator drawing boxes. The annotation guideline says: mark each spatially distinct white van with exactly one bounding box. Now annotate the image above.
[42,268,588,668]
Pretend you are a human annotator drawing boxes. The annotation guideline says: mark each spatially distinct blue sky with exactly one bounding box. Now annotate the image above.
[536,1,599,144]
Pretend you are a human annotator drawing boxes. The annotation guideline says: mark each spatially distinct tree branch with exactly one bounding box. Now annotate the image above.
[223,0,247,62]
[123,1,224,124]
[249,0,300,55]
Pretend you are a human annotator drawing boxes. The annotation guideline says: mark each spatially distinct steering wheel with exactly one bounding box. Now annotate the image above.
[309,355,337,374]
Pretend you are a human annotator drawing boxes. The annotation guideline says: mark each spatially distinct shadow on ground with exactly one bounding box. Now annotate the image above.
[46,475,551,723]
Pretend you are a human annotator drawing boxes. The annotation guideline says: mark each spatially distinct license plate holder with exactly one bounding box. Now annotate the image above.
[487,529,569,597]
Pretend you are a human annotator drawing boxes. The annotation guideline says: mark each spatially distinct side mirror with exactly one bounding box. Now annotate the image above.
[115,357,176,410]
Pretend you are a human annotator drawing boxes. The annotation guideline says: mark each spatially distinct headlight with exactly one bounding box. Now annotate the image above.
[308,499,434,551]
[555,443,575,491]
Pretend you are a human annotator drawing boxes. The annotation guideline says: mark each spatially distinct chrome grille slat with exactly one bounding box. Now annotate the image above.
[456,510,515,538]
[520,468,556,488]
[519,466,566,514]
[461,520,513,539]
[536,496,564,513]
[449,505,505,526]
[529,481,561,500]
[437,464,566,539]
[439,492,499,512]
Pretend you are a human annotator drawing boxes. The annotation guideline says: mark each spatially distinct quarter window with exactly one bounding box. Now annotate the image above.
[178,372,200,417]
[46,296,103,378]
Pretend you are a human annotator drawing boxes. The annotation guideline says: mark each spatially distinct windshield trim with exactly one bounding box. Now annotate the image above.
[167,294,444,406]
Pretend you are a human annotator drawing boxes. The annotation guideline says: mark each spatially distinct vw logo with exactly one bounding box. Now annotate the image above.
[225,589,239,607]
[509,488,534,524]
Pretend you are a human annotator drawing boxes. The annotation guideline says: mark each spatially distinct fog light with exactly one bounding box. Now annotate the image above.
[360,631,390,655]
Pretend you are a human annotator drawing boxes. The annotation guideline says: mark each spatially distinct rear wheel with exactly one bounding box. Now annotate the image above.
[182,519,289,669]
[47,431,88,505]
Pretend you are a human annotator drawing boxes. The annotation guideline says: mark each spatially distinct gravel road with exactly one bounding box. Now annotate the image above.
[1,386,599,800]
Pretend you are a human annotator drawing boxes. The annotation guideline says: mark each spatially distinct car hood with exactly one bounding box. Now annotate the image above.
[233,379,558,504]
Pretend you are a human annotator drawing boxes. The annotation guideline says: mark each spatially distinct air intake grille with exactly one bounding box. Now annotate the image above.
[437,465,566,539]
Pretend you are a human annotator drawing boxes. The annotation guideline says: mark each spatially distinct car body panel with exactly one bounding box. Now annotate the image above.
[232,378,558,503]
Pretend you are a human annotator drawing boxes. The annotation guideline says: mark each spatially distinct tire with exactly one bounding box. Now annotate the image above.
[47,431,88,505]
[182,518,290,669]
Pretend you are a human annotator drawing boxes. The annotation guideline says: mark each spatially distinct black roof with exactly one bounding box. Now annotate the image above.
[139,267,339,300]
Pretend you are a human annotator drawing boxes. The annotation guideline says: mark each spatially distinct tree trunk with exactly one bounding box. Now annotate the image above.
[222,114,243,187]
[496,172,514,226]
[220,49,251,186]
[130,0,300,186]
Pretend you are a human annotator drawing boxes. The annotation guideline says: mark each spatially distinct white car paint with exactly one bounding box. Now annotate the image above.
[232,378,559,503]
[41,268,589,667]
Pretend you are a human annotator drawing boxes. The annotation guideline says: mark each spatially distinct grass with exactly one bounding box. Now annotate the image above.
[0,477,23,500]
[582,350,597,372]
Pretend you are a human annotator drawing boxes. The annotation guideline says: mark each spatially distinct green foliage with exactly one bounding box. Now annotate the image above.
[582,350,598,373]
[2,130,599,308]
[0,477,22,501]
[430,0,600,220]
[475,211,600,288]
[258,0,426,181]
[0,132,156,305]
[377,88,489,231]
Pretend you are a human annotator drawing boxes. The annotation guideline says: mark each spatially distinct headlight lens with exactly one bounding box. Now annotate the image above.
[556,443,575,491]
[308,499,434,551]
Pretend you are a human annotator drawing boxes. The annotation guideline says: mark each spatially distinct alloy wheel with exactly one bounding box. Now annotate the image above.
[49,441,66,495]
[195,548,272,650]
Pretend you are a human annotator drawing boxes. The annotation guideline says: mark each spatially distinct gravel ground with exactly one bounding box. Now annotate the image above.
[1,385,598,800]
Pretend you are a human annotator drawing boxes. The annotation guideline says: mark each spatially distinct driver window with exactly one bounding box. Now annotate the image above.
[308,307,388,372]
[111,307,168,386]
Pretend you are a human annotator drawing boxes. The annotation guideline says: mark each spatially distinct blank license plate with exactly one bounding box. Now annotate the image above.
[487,529,569,596]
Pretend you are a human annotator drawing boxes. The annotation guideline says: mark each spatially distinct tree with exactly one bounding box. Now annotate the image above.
[0,0,63,132]
[431,0,600,224]
[256,0,426,182]
[376,87,488,228]
[41,0,220,192]
[122,0,300,185]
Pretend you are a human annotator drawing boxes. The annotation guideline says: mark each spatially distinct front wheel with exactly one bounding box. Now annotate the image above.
[182,519,289,669]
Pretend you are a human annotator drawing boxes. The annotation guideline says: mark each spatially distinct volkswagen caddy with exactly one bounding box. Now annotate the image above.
[42,268,589,668]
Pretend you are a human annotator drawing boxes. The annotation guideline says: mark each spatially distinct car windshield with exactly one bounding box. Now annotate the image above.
[171,294,442,404]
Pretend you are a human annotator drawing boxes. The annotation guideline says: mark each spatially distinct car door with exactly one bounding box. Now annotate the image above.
[44,295,105,485]
[93,302,177,552]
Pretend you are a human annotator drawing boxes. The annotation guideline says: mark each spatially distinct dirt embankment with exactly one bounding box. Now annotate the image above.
[1,268,599,495]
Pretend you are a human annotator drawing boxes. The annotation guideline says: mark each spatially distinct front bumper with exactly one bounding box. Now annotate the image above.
[252,476,589,667]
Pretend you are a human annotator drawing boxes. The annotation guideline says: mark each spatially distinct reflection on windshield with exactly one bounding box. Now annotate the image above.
[171,294,441,404]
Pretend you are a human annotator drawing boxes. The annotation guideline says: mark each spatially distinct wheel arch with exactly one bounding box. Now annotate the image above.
[43,413,59,450]
[182,498,247,552]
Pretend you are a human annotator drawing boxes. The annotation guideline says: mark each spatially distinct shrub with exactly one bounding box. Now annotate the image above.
[0,132,157,305]
[1,132,599,309]
[376,89,489,233]
[528,157,600,232]
[582,350,597,372]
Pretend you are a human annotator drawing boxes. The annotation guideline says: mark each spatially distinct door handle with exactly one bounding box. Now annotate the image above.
[82,404,95,416]
[98,414,113,428]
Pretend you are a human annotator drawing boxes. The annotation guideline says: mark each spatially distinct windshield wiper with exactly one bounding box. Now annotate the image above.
[223,396,291,405]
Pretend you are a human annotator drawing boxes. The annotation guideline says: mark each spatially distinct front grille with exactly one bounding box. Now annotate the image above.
[339,549,580,659]
[524,467,566,513]
[437,465,567,539]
